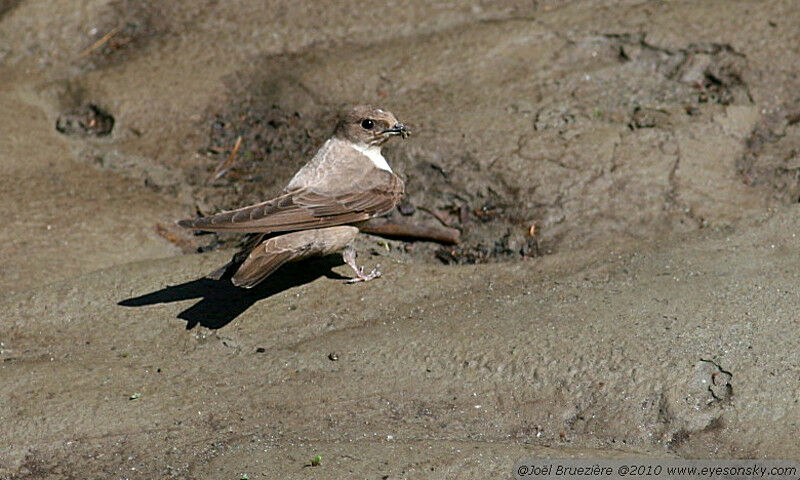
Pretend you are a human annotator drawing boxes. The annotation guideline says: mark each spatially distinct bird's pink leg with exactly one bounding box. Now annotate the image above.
[342,246,381,283]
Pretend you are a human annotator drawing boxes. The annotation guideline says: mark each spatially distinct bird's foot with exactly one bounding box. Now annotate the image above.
[343,246,382,283]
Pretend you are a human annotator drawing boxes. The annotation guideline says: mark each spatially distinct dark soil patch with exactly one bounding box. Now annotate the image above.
[56,104,115,137]
[76,0,165,69]
[736,99,800,202]
[75,0,217,71]
[0,0,23,19]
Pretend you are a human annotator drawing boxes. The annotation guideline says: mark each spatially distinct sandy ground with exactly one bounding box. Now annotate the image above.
[1,1,800,478]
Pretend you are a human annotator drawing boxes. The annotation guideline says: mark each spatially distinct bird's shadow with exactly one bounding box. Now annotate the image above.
[118,256,347,329]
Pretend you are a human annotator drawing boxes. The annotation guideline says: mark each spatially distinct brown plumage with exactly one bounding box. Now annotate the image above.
[179,171,404,234]
[178,105,409,287]
[231,226,359,288]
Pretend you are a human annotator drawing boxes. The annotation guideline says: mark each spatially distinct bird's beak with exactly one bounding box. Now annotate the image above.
[381,123,410,138]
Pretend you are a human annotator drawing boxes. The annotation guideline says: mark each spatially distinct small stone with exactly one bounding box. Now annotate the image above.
[397,200,416,216]
[55,104,115,137]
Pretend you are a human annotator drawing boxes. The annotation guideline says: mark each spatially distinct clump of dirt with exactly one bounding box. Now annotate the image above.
[55,104,115,137]
[0,0,22,19]
[77,0,165,69]
[436,227,539,265]
[604,34,752,107]
[665,44,751,106]
[74,0,218,71]
[736,99,800,203]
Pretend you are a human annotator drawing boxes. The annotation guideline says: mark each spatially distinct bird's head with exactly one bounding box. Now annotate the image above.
[335,105,409,147]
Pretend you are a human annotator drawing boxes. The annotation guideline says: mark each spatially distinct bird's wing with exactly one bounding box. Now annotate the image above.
[204,232,268,280]
[231,226,359,288]
[231,243,302,288]
[178,170,403,234]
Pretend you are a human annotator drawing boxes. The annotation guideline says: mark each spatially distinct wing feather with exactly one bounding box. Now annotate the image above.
[231,247,298,288]
[178,172,403,234]
[230,226,359,288]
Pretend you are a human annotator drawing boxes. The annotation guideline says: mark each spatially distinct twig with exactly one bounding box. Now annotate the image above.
[154,222,201,254]
[416,205,453,227]
[357,218,460,244]
[208,136,243,183]
[79,25,122,57]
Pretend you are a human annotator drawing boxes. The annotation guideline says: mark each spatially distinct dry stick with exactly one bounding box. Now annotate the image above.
[79,25,122,57]
[154,222,200,254]
[208,135,243,183]
[357,218,460,245]
[416,205,453,228]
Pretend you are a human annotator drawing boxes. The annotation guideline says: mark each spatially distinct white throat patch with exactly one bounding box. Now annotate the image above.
[353,143,392,172]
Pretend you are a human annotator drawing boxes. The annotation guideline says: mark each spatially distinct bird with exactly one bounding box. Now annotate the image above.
[177,105,409,288]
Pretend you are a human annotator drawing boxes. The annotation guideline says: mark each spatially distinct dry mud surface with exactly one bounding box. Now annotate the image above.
[1,1,800,478]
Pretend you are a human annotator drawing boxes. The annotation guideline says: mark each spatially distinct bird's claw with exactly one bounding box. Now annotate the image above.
[343,246,381,283]
[345,265,381,283]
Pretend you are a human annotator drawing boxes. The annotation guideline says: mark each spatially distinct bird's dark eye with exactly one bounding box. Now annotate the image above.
[361,119,375,130]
